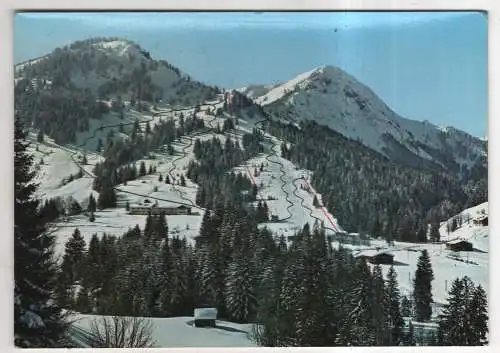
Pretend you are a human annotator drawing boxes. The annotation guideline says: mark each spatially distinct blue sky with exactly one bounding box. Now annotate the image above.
[14,12,487,137]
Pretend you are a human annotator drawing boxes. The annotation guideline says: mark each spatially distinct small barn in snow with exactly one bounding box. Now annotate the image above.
[446,239,473,252]
[355,250,395,265]
[129,203,192,216]
[194,308,218,328]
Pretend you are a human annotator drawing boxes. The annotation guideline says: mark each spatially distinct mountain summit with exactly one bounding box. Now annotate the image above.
[252,65,486,174]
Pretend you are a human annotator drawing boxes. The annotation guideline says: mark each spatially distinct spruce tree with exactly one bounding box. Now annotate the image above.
[371,264,388,345]
[401,295,412,317]
[83,234,102,293]
[413,249,434,322]
[14,116,69,347]
[438,277,467,345]
[429,223,440,242]
[469,284,488,345]
[139,162,147,177]
[385,266,404,345]
[225,252,257,322]
[336,259,376,346]
[438,277,488,345]
[61,228,87,284]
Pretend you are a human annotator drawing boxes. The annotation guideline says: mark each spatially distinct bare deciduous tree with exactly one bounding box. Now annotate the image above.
[87,316,156,348]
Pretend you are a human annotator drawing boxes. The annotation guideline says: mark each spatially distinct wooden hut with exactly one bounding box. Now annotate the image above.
[446,239,473,252]
[194,308,218,328]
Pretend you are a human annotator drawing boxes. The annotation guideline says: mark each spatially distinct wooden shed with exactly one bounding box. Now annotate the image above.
[129,204,192,215]
[370,252,395,265]
[446,240,473,252]
[355,250,394,265]
[194,308,218,328]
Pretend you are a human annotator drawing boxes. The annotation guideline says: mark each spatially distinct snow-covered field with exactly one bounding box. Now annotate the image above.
[341,202,489,306]
[71,314,256,347]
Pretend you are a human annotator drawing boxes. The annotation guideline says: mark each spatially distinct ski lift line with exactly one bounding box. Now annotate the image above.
[302,176,339,232]
[60,100,224,210]
[291,177,338,234]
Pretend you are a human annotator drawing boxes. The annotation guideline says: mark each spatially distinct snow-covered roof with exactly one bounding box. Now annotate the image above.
[446,238,472,245]
[194,308,218,320]
[130,201,190,209]
[354,249,394,258]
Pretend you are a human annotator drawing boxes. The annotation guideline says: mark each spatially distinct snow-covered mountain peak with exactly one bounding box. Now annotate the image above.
[90,38,139,57]
[251,65,486,173]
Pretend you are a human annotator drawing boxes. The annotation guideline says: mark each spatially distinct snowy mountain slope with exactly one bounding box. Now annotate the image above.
[236,83,280,99]
[44,98,346,257]
[252,65,486,173]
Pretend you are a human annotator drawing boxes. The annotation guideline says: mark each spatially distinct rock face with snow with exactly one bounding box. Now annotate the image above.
[253,65,486,174]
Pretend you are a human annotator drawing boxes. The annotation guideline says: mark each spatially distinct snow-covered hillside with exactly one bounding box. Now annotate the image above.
[342,201,488,308]
[14,38,219,109]
[71,314,256,347]
[45,95,346,256]
[253,65,486,172]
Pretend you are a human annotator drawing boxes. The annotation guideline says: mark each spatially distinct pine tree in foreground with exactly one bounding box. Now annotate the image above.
[413,249,434,322]
[438,276,488,345]
[371,264,388,345]
[385,265,404,345]
[225,252,257,323]
[14,115,70,347]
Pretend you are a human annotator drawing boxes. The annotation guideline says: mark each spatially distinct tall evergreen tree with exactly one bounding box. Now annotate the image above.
[438,277,488,345]
[413,249,434,322]
[336,259,376,346]
[385,266,404,345]
[371,265,388,345]
[14,116,70,347]
[139,162,147,177]
[429,223,440,242]
[468,284,488,345]
[225,251,257,323]
[401,295,412,318]
[87,194,97,213]
[61,228,86,283]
